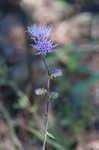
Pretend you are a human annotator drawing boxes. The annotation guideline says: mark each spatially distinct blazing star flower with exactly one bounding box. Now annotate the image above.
[27,24,52,39]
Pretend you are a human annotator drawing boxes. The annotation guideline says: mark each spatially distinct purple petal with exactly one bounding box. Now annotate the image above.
[55,69,62,76]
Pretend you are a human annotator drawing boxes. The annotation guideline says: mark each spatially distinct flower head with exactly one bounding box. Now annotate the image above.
[27,24,52,39]
[49,92,59,101]
[34,88,47,96]
[54,69,62,76]
[50,68,62,78]
[33,38,55,55]
[27,24,56,55]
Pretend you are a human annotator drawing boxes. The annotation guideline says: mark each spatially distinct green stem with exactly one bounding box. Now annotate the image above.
[41,55,51,150]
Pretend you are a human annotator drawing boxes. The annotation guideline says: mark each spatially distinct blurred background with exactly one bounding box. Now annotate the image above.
[0,0,99,150]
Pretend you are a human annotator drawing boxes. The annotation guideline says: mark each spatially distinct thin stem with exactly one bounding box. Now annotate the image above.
[41,55,51,150]
[42,90,50,150]
[41,55,50,75]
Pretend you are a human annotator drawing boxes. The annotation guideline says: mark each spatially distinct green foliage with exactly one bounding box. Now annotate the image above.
[48,41,99,135]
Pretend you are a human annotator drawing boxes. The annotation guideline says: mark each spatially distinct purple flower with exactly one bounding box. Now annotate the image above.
[34,88,47,95]
[54,69,62,76]
[32,38,55,55]
[50,68,62,78]
[27,24,56,55]
[27,24,52,39]
[35,88,43,95]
